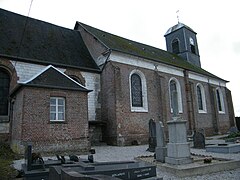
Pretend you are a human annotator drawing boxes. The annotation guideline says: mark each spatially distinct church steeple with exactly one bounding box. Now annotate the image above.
[165,23,201,67]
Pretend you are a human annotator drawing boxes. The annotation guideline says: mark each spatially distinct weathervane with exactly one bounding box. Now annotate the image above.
[176,10,180,23]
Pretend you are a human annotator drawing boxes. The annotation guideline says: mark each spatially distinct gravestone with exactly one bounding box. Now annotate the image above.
[155,121,167,162]
[25,143,32,171]
[148,119,156,152]
[193,130,205,149]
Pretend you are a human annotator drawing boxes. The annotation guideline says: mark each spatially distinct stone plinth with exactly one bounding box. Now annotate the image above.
[165,118,192,165]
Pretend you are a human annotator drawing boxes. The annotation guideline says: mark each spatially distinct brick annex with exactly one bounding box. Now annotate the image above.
[0,8,236,154]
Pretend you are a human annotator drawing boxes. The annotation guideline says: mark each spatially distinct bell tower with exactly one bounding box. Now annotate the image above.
[165,23,201,67]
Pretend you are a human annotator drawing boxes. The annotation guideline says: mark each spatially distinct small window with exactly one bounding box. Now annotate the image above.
[189,37,196,54]
[216,88,225,113]
[196,83,207,113]
[172,39,180,54]
[50,97,65,121]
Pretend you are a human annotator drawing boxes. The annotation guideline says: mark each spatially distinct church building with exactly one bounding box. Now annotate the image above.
[0,9,235,153]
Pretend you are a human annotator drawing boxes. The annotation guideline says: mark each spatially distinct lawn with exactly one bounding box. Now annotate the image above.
[0,142,20,179]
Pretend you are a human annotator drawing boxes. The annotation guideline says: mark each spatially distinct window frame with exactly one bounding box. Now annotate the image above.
[169,77,183,114]
[196,83,207,113]
[50,97,66,122]
[129,70,148,112]
[216,88,225,114]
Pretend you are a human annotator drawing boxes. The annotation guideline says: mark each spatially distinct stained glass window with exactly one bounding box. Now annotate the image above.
[131,74,143,107]
[197,85,203,110]
[0,69,10,116]
[170,80,178,114]
[216,89,222,112]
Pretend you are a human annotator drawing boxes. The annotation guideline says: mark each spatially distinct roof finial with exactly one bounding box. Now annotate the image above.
[176,10,180,23]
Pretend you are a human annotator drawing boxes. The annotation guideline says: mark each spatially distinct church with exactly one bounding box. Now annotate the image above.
[0,8,235,154]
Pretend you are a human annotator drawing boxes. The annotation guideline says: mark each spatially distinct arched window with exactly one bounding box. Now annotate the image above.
[216,88,225,113]
[172,39,180,54]
[131,74,143,107]
[0,69,10,116]
[169,78,183,114]
[196,83,207,113]
[129,70,148,112]
[189,37,196,54]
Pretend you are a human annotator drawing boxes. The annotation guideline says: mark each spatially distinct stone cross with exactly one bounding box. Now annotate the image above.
[172,91,179,118]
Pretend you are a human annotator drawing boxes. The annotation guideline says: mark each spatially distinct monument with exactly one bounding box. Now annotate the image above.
[165,91,193,165]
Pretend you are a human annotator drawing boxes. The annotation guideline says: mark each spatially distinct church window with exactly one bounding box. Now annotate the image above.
[50,97,65,121]
[131,74,143,107]
[189,37,196,54]
[169,78,183,114]
[0,69,10,116]
[172,39,180,54]
[196,83,207,113]
[129,70,148,112]
[216,88,225,113]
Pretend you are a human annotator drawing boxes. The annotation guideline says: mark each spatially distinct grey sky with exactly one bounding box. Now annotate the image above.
[1,0,239,116]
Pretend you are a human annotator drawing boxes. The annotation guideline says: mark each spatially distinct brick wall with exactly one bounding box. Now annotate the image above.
[101,61,189,145]
[101,60,232,146]
[11,86,90,154]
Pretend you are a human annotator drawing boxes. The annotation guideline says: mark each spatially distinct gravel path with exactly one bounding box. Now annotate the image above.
[83,145,240,180]
[13,143,240,179]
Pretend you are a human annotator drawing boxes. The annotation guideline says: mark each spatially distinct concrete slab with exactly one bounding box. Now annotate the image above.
[206,144,240,153]
[136,156,240,178]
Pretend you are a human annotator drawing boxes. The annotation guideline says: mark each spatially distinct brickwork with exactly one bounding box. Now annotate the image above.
[11,87,90,154]
[101,60,232,146]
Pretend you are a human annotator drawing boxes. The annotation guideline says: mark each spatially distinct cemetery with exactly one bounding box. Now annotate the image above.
[13,110,240,179]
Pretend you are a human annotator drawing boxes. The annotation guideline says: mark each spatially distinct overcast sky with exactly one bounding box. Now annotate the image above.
[1,0,240,116]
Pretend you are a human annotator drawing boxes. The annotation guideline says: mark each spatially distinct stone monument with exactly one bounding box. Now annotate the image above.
[165,92,193,165]
[155,120,167,162]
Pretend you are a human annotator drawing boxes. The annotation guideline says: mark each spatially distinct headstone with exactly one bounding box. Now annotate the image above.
[193,130,205,149]
[148,119,156,152]
[155,121,167,162]
[25,143,32,171]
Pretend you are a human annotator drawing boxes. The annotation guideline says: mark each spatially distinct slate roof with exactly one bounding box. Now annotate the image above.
[77,22,226,81]
[0,8,100,72]
[21,65,90,92]
[165,22,196,36]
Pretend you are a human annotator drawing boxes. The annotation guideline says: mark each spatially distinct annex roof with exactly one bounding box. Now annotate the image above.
[20,65,90,91]
[0,8,100,72]
[77,22,226,81]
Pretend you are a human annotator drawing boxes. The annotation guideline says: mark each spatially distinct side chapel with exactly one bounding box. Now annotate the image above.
[0,9,235,153]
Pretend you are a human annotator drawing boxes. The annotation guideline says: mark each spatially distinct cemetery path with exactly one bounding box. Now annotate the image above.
[13,142,240,179]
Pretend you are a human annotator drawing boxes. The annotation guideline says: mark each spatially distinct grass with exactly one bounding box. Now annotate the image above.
[225,132,240,139]
[0,142,20,180]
